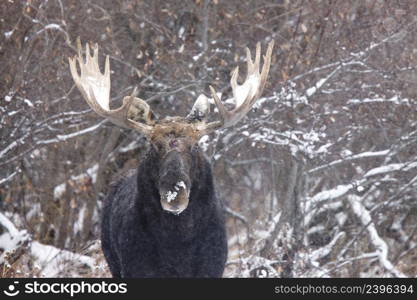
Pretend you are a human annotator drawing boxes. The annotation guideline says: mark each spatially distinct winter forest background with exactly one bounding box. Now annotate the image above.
[1,0,417,278]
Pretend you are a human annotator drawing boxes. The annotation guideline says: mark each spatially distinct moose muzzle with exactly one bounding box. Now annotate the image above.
[158,151,191,215]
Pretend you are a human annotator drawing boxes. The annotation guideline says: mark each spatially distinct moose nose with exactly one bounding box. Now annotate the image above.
[158,151,191,215]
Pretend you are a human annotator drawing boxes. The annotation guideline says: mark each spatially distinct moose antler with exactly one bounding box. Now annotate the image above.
[197,41,274,134]
[69,38,273,138]
[68,38,154,135]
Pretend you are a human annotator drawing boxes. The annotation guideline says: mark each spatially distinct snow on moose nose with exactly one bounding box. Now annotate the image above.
[160,181,189,215]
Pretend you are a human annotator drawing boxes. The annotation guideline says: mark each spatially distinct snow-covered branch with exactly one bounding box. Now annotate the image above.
[348,195,406,278]
[305,64,342,97]
[36,121,105,146]
[306,158,416,225]
[0,212,31,265]
[53,164,99,200]
[365,161,417,178]
[310,232,346,263]
[0,170,19,186]
[347,96,411,106]
[308,149,390,174]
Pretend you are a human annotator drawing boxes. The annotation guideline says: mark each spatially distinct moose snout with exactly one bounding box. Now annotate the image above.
[159,179,190,215]
[158,151,191,215]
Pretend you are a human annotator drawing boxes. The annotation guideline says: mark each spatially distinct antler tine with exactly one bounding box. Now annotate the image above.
[245,42,261,77]
[68,38,155,135]
[258,40,274,98]
[200,40,274,134]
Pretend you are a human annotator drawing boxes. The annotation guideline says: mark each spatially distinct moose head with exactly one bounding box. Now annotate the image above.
[69,38,274,215]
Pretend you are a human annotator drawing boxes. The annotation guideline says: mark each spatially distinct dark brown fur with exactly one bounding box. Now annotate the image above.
[101,123,228,277]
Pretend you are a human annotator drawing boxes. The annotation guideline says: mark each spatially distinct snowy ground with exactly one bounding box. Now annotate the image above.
[0,212,109,278]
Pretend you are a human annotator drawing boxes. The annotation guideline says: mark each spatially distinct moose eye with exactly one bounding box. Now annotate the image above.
[169,139,178,148]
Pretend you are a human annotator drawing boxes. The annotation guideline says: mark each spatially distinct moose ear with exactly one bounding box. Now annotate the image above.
[186,94,210,123]
[186,92,224,123]
[124,96,157,124]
